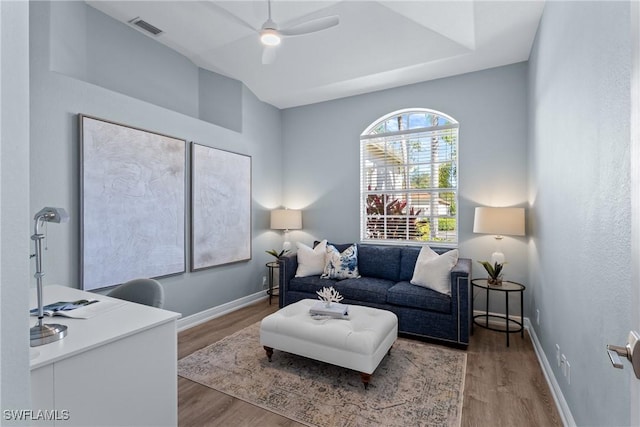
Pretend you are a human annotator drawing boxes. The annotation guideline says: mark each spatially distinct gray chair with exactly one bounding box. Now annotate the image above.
[107,278,165,308]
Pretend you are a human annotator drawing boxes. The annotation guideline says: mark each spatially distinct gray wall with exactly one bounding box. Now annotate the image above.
[528,2,631,425]
[29,1,284,317]
[1,0,32,416]
[281,63,530,306]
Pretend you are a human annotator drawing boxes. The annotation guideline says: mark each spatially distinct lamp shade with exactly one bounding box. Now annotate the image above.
[270,209,302,230]
[473,207,525,237]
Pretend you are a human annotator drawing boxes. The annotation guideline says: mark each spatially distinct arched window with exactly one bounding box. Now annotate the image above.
[360,108,459,245]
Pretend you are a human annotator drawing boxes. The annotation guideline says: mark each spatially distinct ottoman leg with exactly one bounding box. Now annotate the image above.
[264,346,273,362]
[360,372,372,389]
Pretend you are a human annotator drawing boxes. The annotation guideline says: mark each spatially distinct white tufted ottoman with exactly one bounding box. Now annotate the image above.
[260,299,398,388]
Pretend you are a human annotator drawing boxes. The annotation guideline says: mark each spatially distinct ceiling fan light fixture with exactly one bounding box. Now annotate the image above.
[260,28,281,46]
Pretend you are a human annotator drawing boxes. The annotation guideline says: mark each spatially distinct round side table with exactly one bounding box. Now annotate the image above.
[266,261,279,305]
[471,278,525,347]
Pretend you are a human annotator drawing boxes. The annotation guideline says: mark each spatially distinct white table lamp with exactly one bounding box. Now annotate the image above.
[473,207,525,264]
[270,209,302,250]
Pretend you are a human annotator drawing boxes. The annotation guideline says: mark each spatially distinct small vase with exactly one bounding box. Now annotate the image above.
[324,301,332,308]
[488,276,503,286]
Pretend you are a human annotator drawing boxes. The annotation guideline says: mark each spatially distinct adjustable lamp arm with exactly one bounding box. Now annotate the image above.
[31,207,69,318]
[33,207,69,235]
[30,207,69,347]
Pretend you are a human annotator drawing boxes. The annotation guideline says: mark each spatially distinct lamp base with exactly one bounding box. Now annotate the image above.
[30,323,67,347]
[490,251,505,265]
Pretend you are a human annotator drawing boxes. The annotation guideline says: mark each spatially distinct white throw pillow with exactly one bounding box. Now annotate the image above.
[415,245,439,264]
[295,240,328,277]
[410,248,459,295]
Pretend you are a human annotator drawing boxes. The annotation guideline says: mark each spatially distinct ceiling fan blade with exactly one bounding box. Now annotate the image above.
[280,15,339,37]
[262,45,277,65]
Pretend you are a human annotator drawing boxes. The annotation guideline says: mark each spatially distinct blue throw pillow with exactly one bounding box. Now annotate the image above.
[321,244,360,280]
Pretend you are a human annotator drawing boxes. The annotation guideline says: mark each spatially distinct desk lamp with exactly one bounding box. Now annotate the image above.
[30,207,69,347]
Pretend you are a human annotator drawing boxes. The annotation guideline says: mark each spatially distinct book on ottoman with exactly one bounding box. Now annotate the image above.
[309,301,350,319]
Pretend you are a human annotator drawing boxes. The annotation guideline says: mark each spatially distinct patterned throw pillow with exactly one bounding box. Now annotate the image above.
[321,244,360,280]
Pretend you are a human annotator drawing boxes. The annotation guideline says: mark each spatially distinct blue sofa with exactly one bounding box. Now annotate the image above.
[278,243,472,347]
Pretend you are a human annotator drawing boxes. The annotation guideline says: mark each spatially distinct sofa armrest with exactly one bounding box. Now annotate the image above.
[450,258,471,344]
[451,257,471,276]
[450,258,471,309]
[278,253,298,307]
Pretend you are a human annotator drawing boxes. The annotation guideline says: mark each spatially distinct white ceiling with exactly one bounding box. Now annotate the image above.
[86,1,545,109]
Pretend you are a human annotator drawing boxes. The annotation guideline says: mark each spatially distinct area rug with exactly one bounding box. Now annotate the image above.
[178,322,466,427]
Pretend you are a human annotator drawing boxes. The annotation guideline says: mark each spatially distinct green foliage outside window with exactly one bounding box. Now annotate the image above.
[362,109,458,244]
[415,220,431,241]
[437,218,456,231]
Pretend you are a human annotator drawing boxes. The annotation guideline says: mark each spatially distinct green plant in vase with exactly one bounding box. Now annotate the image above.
[478,261,505,286]
[266,249,289,259]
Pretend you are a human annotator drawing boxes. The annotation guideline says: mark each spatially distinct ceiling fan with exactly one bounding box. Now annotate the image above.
[257,0,340,64]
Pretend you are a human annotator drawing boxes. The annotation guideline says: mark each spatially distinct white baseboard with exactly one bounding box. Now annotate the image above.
[525,318,576,427]
[473,310,574,425]
[176,291,268,332]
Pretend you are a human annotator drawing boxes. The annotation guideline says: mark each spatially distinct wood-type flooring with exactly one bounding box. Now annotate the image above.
[178,299,562,427]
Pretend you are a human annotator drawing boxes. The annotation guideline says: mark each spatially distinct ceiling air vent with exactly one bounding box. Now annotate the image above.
[128,17,163,36]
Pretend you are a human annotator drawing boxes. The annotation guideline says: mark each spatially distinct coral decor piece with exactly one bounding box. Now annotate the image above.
[316,286,344,307]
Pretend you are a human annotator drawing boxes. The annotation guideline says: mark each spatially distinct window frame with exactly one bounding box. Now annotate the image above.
[360,108,459,247]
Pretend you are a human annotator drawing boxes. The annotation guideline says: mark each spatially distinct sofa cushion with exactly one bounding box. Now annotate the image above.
[295,240,327,277]
[288,276,392,305]
[399,246,452,281]
[322,244,360,280]
[289,276,337,293]
[399,246,421,282]
[314,241,353,253]
[410,249,459,295]
[357,245,402,282]
[387,281,451,314]
[332,277,393,305]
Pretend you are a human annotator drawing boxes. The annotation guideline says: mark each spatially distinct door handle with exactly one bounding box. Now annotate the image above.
[608,344,627,369]
[607,331,640,379]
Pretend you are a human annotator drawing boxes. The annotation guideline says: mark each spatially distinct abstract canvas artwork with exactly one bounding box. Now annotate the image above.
[191,143,251,270]
[80,115,186,291]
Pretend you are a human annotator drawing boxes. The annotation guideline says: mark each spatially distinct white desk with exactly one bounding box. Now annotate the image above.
[30,285,181,426]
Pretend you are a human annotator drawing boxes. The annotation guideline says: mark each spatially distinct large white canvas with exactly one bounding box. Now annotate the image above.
[191,143,251,270]
[81,115,186,291]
